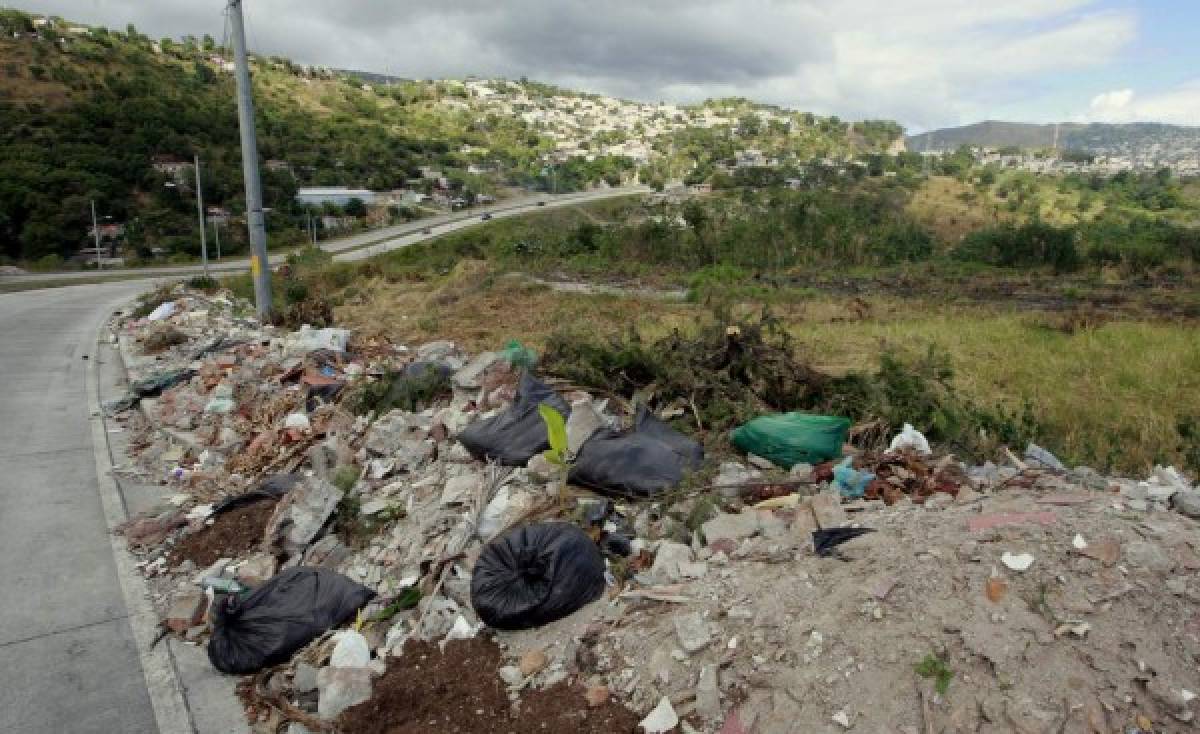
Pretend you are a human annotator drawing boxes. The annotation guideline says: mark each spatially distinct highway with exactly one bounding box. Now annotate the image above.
[2,185,649,286]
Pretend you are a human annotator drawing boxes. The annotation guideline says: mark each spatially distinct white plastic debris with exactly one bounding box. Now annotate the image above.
[1072,534,1088,550]
[442,615,480,646]
[888,423,931,455]
[639,696,679,734]
[284,413,311,431]
[832,710,852,729]
[283,325,351,356]
[330,630,371,668]
[185,503,214,522]
[1001,552,1035,572]
[147,301,177,321]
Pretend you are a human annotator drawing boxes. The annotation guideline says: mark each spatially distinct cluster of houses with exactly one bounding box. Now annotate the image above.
[962,147,1200,177]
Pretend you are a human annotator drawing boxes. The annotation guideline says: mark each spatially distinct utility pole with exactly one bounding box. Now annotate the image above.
[90,199,102,270]
[228,0,271,321]
[213,219,221,260]
[194,154,209,277]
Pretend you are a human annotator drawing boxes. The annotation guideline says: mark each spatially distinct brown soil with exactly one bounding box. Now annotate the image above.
[170,498,276,568]
[337,638,641,734]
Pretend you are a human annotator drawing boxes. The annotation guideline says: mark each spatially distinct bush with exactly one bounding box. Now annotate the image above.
[956,221,1080,272]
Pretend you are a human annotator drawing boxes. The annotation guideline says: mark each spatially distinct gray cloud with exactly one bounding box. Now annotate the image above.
[12,1,1141,128]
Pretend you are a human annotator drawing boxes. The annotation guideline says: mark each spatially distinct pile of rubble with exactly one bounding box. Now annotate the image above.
[107,284,1200,734]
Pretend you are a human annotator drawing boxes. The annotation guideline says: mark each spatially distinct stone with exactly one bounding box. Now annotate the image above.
[499,665,525,687]
[673,611,712,654]
[715,461,762,498]
[585,685,610,707]
[165,591,208,633]
[809,491,847,529]
[696,665,721,720]
[646,541,694,584]
[702,512,759,544]
[235,552,277,587]
[452,351,504,389]
[316,666,373,719]
[293,662,319,694]
[518,649,548,676]
[416,340,461,365]
[364,410,412,456]
[441,471,481,505]
[264,476,343,559]
[789,462,814,481]
[640,696,680,734]
[1125,541,1175,573]
[565,397,605,455]
[1172,490,1200,519]
[331,631,371,668]
[525,453,557,481]
[747,453,776,471]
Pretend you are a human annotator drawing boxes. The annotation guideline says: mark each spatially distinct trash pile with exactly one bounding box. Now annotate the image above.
[107,284,1200,734]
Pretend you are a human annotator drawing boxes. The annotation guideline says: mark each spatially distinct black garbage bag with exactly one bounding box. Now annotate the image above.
[813,527,875,557]
[568,407,704,498]
[457,371,570,466]
[470,523,606,630]
[132,368,196,398]
[207,567,375,674]
[211,474,298,516]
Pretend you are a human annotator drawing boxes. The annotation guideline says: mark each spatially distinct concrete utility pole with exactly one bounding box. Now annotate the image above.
[90,199,102,270]
[194,154,209,277]
[228,0,271,321]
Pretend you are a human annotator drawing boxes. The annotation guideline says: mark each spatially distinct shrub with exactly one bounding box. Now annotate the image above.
[956,221,1080,272]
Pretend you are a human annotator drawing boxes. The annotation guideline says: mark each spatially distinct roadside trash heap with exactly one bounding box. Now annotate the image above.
[109,284,1200,734]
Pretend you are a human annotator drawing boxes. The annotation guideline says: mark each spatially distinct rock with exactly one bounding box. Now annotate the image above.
[789,462,814,481]
[452,351,504,390]
[640,696,679,734]
[477,486,536,541]
[331,631,371,668]
[316,666,373,719]
[441,471,481,505]
[696,665,721,720]
[1125,541,1174,573]
[673,611,712,654]
[1172,490,1200,519]
[1024,442,1065,470]
[165,591,208,633]
[747,453,776,470]
[235,552,277,587]
[791,501,818,537]
[677,560,708,579]
[264,476,343,559]
[585,685,610,707]
[809,491,847,529]
[293,662,319,694]
[518,649,548,676]
[499,665,525,686]
[364,410,411,456]
[715,462,762,498]
[646,541,694,584]
[304,535,351,569]
[702,512,759,544]
[416,340,462,366]
[565,397,605,455]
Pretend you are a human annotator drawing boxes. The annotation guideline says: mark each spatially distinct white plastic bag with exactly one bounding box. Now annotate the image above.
[888,423,931,455]
[147,301,177,321]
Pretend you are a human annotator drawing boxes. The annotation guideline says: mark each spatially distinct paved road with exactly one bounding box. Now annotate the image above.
[3,186,649,285]
[0,281,164,733]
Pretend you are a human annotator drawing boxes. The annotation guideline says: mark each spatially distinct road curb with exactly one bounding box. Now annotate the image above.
[85,314,196,734]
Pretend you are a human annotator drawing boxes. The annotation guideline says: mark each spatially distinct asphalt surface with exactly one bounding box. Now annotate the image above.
[3,186,648,285]
[0,281,162,733]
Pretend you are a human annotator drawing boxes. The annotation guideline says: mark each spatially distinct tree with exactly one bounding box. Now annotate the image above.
[202,34,215,51]
[343,197,367,217]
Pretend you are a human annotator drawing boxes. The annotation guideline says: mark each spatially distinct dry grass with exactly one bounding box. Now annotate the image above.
[335,266,1200,473]
[907,176,1008,246]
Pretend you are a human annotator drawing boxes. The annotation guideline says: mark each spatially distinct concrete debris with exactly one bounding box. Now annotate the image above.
[103,284,1200,733]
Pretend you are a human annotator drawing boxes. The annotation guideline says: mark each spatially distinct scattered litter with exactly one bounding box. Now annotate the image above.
[985,577,1008,603]
[458,372,570,466]
[569,406,704,498]
[832,457,876,499]
[1000,552,1035,572]
[888,423,931,455]
[813,527,874,557]
[147,301,177,321]
[1073,533,1088,550]
[639,696,679,733]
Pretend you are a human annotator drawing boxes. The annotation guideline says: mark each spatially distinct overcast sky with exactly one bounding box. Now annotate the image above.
[12,0,1200,131]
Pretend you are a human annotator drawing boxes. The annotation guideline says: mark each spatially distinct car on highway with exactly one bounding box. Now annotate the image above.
[481,212,493,220]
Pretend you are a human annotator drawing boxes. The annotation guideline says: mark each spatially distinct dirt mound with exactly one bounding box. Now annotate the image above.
[170,499,277,568]
[338,638,641,734]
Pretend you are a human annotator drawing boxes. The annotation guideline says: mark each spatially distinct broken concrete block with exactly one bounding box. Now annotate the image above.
[264,476,343,559]
[696,664,721,720]
[293,662,319,694]
[646,541,695,584]
[165,591,208,633]
[441,471,481,505]
[673,611,712,654]
[702,512,759,544]
[809,491,847,529]
[452,351,503,390]
[364,410,411,456]
[640,696,680,733]
[235,552,277,587]
[316,666,373,719]
[566,397,605,455]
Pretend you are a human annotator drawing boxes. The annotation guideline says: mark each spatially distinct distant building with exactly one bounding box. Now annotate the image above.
[206,206,230,225]
[296,187,377,207]
[152,156,192,184]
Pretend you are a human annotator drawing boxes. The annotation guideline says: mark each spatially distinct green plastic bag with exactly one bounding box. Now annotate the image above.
[501,339,537,369]
[730,413,850,469]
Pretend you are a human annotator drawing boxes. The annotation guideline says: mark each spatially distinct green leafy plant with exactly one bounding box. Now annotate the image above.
[539,404,569,466]
[915,653,954,695]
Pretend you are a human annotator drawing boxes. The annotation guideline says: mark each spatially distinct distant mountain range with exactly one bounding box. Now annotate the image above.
[907,121,1200,153]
